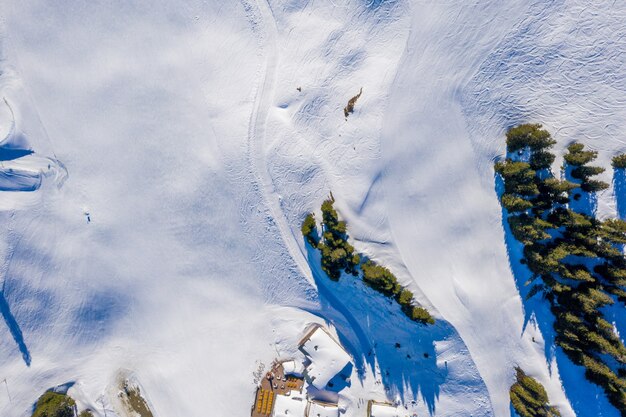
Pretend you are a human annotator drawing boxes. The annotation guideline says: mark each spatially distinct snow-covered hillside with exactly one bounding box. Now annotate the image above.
[0,1,624,416]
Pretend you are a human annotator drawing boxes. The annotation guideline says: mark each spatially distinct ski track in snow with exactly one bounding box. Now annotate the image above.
[245,0,316,289]
[0,84,67,202]
[244,0,379,362]
[243,1,382,401]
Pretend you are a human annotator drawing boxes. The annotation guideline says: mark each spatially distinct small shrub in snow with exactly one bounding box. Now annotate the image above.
[32,391,75,417]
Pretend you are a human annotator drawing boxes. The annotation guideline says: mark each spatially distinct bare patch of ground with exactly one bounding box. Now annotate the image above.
[108,371,154,417]
[343,88,363,118]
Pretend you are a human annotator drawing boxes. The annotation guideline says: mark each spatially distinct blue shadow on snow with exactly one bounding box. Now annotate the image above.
[303,241,449,415]
[613,168,626,219]
[0,147,33,161]
[0,290,31,366]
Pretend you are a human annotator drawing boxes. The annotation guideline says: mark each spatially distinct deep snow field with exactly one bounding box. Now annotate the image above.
[0,1,625,416]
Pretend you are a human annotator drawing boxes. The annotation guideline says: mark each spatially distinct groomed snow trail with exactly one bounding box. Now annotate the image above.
[245,0,315,287]
[0,69,67,205]
[243,0,377,379]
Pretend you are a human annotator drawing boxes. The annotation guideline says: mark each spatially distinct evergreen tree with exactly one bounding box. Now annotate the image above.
[612,154,626,169]
[361,260,401,297]
[506,124,555,152]
[530,150,556,170]
[564,143,597,166]
[301,213,319,247]
[396,288,414,306]
[408,306,435,325]
[501,194,533,212]
[510,368,561,417]
[495,160,539,196]
[564,142,609,192]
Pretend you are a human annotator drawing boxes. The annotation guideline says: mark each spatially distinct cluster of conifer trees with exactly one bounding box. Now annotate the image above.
[302,199,360,280]
[510,367,560,417]
[496,124,626,414]
[302,198,434,325]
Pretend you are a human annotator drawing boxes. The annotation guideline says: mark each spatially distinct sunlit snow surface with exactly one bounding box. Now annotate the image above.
[0,1,624,416]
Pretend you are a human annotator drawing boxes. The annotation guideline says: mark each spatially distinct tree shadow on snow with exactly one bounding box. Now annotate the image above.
[613,168,626,219]
[564,165,597,217]
[0,211,131,368]
[303,243,449,415]
[495,175,555,361]
[0,147,33,161]
[0,290,31,366]
[605,168,626,341]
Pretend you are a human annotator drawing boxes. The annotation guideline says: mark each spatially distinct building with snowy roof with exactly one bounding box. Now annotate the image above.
[282,360,305,377]
[298,325,352,390]
[271,394,341,417]
[368,401,402,417]
[272,393,307,417]
[306,400,339,417]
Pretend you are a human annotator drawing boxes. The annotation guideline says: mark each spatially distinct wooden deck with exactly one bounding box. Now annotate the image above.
[251,362,305,417]
[253,388,275,416]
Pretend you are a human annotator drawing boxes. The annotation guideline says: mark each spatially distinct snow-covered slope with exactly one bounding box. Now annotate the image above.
[0,2,285,416]
[0,1,625,416]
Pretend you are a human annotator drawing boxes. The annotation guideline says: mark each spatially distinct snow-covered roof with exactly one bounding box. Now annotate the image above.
[306,400,339,417]
[282,360,305,377]
[300,326,351,389]
[369,402,401,417]
[272,393,307,417]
